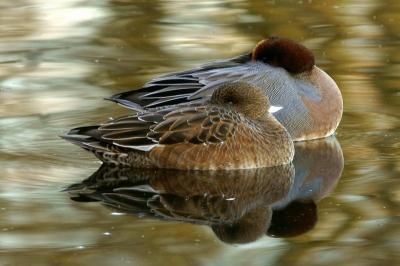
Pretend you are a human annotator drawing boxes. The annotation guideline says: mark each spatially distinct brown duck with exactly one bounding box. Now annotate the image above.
[62,82,294,170]
[108,37,343,141]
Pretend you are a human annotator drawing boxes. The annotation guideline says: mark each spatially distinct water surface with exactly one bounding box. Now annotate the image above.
[1,0,399,265]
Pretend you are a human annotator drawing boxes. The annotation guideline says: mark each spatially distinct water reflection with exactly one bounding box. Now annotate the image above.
[64,136,343,244]
[269,136,344,238]
[1,0,399,263]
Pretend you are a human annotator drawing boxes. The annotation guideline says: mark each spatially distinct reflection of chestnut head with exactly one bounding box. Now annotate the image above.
[267,200,317,238]
[212,206,272,244]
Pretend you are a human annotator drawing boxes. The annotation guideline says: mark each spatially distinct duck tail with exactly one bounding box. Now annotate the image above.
[60,127,153,167]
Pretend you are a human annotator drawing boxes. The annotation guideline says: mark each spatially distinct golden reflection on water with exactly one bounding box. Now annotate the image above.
[1,0,399,265]
[62,136,342,244]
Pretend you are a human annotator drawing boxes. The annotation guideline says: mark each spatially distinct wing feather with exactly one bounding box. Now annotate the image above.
[107,52,253,108]
[66,102,243,152]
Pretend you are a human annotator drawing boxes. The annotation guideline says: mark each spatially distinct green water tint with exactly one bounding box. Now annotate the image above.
[1,0,399,265]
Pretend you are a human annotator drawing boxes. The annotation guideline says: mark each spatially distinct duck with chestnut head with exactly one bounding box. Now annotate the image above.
[108,37,343,141]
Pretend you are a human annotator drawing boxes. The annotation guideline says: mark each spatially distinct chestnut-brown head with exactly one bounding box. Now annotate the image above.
[251,37,315,74]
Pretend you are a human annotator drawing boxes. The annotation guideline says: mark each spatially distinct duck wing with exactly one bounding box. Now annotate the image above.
[63,103,242,152]
[106,52,253,110]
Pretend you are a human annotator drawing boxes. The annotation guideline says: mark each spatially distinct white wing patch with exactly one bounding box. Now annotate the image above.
[268,106,283,113]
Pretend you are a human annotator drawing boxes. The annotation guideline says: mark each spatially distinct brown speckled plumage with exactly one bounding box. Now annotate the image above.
[107,37,342,141]
[62,82,294,170]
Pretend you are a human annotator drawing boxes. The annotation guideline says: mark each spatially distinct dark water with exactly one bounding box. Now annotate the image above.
[1,0,399,265]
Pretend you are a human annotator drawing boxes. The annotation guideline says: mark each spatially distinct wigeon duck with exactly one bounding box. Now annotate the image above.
[62,82,294,170]
[108,37,343,141]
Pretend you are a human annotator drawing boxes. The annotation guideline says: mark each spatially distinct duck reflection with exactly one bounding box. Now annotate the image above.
[268,136,344,238]
[65,136,343,244]
[67,164,295,244]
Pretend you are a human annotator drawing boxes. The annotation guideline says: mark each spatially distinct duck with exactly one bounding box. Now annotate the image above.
[62,82,294,170]
[108,37,343,141]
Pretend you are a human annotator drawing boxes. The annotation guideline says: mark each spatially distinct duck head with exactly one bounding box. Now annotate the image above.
[249,37,343,141]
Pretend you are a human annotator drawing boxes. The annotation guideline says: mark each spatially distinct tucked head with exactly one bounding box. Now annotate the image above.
[251,37,315,74]
[211,82,276,120]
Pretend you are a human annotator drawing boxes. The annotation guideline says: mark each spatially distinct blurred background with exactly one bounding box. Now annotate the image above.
[0,0,399,265]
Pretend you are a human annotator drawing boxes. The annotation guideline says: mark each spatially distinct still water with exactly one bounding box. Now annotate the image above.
[1,0,399,265]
